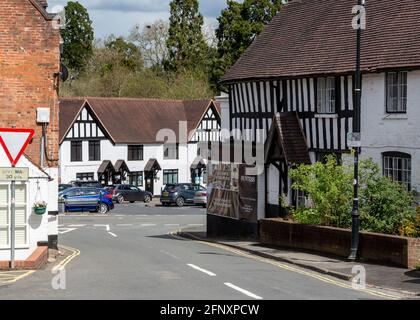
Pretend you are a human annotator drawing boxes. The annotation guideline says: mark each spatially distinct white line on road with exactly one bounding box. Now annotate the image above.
[187,224,204,227]
[141,224,157,227]
[161,250,181,260]
[116,224,133,227]
[108,232,118,238]
[94,224,110,231]
[187,264,216,277]
[165,224,180,227]
[58,228,77,234]
[68,224,86,227]
[224,283,263,300]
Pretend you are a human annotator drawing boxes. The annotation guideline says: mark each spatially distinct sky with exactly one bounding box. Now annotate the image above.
[47,0,229,40]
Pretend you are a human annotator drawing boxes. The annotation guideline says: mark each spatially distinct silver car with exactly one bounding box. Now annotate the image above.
[193,188,207,208]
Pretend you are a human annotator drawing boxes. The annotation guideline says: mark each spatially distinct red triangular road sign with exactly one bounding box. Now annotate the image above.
[0,128,35,167]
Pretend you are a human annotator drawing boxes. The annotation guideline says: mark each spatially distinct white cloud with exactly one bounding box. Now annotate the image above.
[48,0,227,39]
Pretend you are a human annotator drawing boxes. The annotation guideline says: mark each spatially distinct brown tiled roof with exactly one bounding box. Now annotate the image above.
[265,112,311,166]
[222,0,420,83]
[59,97,220,144]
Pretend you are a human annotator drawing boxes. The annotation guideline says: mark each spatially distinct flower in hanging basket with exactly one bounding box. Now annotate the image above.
[33,201,47,215]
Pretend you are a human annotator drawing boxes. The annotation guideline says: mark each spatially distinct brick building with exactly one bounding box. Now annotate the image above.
[0,0,60,268]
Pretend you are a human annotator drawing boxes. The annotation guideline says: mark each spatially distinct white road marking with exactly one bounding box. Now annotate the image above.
[108,232,118,238]
[165,224,180,227]
[116,224,133,227]
[68,224,86,227]
[58,228,77,234]
[141,224,157,227]
[224,283,263,300]
[187,264,216,277]
[94,224,110,231]
[187,224,204,227]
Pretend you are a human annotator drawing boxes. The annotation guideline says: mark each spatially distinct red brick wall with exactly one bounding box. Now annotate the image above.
[0,0,60,167]
[260,219,420,268]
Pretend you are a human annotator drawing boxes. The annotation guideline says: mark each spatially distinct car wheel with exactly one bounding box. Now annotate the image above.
[130,201,135,204]
[144,195,151,203]
[117,195,124,204]
[98,203,109,214]
[176,197,185,207]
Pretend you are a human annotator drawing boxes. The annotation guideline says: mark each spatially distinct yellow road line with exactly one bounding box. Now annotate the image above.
[170,231,402,300]
[52,245,80,272]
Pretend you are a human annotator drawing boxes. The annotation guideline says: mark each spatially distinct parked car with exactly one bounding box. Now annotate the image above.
[59,184,73,192]
[69,180,103,188]
[58,187,114,214]
[193,188,207,208]
[160,184,206,207]
[112,185,153,204]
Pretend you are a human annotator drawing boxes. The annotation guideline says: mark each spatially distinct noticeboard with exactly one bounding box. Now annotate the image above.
[0,167,29,181]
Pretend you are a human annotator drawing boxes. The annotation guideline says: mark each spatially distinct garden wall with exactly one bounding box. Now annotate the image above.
[260,219,420,268]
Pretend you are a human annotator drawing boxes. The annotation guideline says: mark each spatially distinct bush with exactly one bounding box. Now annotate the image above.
[289,156,418,237]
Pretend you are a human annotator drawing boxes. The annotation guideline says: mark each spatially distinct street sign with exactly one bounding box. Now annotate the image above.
[0,128,35,167]
[347,132,362,148]
[0,167,29,181]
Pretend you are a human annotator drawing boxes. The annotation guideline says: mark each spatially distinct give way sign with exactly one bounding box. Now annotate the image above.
[0,128,35,167]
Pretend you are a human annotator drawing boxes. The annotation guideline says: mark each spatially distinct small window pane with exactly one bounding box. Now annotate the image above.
[386,72,407,113]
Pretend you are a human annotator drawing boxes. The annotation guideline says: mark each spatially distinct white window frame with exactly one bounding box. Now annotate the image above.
[386,71,407,113]
[0,182,29,249]
[317,77,336,114]
[383,152,412,190]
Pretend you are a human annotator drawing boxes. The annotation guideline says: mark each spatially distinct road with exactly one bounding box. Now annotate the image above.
[0,203,400,300]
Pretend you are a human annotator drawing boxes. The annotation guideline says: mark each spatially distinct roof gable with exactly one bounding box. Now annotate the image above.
[28,0,54,20]
[222,0,420,83]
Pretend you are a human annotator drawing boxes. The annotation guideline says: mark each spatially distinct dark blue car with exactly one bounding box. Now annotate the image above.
[59,187,114,214]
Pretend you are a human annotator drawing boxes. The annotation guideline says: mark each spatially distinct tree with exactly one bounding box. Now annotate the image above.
[61,1,94,71]
[166,0,209,71]
[212,0,282,88]
[129,20,169,70]
[104,36,143,72]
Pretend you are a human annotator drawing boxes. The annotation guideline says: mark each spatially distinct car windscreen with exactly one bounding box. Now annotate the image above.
[163,184,178,191]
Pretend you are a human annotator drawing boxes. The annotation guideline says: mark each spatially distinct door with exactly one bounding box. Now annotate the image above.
[145,172,154,195]
[183,184,196,203]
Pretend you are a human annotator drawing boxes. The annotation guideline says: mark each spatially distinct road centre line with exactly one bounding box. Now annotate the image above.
[116,224,133,227]
[141,224,157,227]
[108,232,118,238]
[187,264,216,277]
[94,224,110,231]
[224,283,263,300]
[68,225,86,227]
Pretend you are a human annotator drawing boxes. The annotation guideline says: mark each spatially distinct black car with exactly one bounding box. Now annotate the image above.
[160,183,205,207]
[112,185,153,204]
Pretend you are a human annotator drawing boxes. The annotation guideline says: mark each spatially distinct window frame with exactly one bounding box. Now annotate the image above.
[382,152,412,190]
[88,140,101,161]
[316,76,337,114]
[76,172,95,181]
[129,171,144,187]
[163,169,179,185]
[70,141,83,162]
[163,143,179,160]
[127,145,144,161]
[385,71,408,114]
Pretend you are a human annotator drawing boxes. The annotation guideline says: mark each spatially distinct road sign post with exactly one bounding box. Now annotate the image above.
[0,128,34,269]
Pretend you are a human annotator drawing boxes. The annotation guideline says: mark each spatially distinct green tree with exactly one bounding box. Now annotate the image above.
[105,36,143,72]
[212,0,282,88]
[61,1,94,71]
[166,0,209,71]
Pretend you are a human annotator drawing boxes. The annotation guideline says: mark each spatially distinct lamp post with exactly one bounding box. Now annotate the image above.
[349,0,365,261]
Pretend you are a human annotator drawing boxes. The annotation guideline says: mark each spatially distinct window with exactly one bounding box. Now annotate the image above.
[0,184,27,248]
[89,141,101,161]
[71,141,82,162]
[316,152,342,164]
[76,173,94,181]
[386,72,407,113]
[383,152,412,190]
[164,144,179,160]
[163,170,179,185]
[128,145,144,161]
[129,172,144,187]
[317,77,336,114]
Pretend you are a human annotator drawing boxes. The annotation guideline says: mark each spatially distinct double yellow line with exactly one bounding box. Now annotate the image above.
[170,231,403,300]
[52,245,80,272]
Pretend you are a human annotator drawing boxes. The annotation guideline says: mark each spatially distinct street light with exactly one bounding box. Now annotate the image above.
[349,0,365,261]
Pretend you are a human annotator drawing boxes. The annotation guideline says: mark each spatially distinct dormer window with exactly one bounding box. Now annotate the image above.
[317,77,336,114]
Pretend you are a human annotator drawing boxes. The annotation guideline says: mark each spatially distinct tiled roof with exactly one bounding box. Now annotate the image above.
[222,0,420,83]
[59,97,220,144]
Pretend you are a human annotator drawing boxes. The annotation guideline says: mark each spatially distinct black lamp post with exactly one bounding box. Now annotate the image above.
[349,0,365,261]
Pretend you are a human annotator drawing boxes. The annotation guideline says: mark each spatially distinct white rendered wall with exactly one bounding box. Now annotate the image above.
[361,71,420,193]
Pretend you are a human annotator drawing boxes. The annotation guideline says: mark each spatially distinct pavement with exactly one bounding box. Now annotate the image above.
[179,228,420,297]
[0,203,415,300]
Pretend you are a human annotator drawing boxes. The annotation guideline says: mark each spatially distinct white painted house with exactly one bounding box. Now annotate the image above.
[59,98,221,196]
[212,0,420,236]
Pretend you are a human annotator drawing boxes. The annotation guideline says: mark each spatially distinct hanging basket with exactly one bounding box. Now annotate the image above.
[34,207,47,215]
